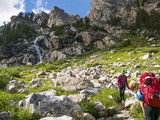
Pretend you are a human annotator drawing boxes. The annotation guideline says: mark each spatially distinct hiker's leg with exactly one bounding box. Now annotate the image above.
[119,86,123,101]
[121,86,125,100]
[144,105,154,120]
[153,107,160,120]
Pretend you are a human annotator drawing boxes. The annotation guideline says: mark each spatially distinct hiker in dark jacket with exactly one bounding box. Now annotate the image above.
[117,69,129,103]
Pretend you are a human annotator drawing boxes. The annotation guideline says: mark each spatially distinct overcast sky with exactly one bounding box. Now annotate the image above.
[0,0,92,26]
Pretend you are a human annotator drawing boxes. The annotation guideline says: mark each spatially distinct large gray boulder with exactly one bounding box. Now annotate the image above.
[80,87,101,96]
[68,94,87,103]
[5,80,26,93]
[124,97,138,109]
[52,77,94,91]
[19,92,83,118]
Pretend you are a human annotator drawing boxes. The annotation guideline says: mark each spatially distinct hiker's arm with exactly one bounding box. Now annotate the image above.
[117,76,120,88]
[140,101,145,117]
[126,77,129,89]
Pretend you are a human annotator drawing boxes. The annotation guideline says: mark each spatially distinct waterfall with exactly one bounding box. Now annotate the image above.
[33,36,43,64]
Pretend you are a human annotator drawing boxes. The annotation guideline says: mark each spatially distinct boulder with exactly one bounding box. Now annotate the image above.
[6,85,17,94]
[80,87,101,96]
[102,35,121,46]
[29,82,43,88]
[79,32,93,46]
[36,71,46,76]
[106,83,117,89]
[83,113,96,120]
[0,112,12,120]
[68,94,86,103]
[131,71,141,78]
[128,51,136,55]
[107,107,119,115]
[118,63,125,67]
[30,78,43,88]
[94,41,105,49]
[113,110,130,120]
[50,36,63,49]
[19,93,83,118]
[125,90,136,97]
[40,115,73,120]
[134,64,141,68]
[7,80,24,89]
[5,80,25,93]
[52,77,94,91]
[93,101,106,111]
[39,89,57,97]
[124,97,138,109]
[98,77,108,83]
[18,88,29,94]
[46,50,67,62]
[48,72,57,79]
[148,37,155,42]
[141,53,152,60]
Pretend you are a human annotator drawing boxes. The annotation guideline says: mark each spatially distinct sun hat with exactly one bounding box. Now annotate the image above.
[121,69,125,73]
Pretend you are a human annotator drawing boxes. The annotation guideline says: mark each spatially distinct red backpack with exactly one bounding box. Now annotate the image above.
[140,73,160,107]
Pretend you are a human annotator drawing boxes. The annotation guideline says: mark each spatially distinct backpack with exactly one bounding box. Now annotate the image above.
[140,73,160,107]
[119,75,126,85]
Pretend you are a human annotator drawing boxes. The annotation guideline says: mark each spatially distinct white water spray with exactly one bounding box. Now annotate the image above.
[33,36,43,64]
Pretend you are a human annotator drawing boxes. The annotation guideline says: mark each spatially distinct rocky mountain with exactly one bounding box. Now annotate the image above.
[88,0,160,26]
[0,5,122,67]
[1,1,160,120]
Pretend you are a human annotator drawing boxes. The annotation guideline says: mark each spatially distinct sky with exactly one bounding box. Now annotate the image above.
[0,0,92,26]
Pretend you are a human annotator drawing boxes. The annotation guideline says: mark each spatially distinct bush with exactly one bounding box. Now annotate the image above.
[67,31,76,37]
[129,103,144,120]
[109,39,131,49]
[144,48,159,54]
[86,62,103,67]
[108,16,121,26]
[0,72,10,90]
[133,9,160,34]
[77,100,100,119]
[136,9,149,28]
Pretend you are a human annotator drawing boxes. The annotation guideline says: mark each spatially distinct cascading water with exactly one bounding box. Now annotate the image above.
[33,36,43,64]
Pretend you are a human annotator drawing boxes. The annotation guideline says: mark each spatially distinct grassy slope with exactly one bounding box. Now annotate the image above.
[0,34,160,119]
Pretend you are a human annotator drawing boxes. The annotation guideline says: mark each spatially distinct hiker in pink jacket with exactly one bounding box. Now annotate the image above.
[117,69,129,103]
